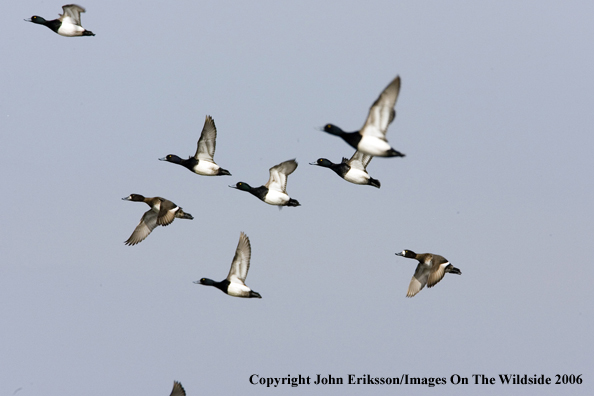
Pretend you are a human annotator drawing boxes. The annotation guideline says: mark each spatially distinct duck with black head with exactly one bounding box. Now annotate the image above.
[26,4,95,37]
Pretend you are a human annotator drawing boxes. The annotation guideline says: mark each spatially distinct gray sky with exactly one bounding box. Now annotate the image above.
[1,1,593,395]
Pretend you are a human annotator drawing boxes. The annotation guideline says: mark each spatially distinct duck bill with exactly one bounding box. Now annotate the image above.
[158,157,167,161]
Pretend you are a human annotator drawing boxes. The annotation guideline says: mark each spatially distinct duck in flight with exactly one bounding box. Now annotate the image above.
[122,194,193,246]
[26,4,95,36]
[230,159,300,207]
[395,250,461,297]
[159,115,231,176]
[322,75,404,157]
[310,150,380,188]
[194,232,262,298]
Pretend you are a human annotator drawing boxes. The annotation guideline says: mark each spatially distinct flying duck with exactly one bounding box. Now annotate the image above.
[26,4,95,37]
[159,115,231,176]
[194,232,262,298]
[122,194,193,246]
[310,150,380,188]
[322,75,404,157]
[230,159,300,207]
[170,381,186,396]
[396,250,461,297]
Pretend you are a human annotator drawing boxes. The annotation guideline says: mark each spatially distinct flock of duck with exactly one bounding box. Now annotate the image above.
[27,4,462,394]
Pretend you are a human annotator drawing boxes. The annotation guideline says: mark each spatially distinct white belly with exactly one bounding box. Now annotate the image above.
[344,168,370,185]
[57,20,85,36]
[358,136,393,157]
[193,160,219,176]
[227,282,251,297]
[264,189,290,205]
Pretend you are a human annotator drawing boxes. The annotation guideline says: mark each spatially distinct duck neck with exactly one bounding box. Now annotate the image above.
[214,279,230,293]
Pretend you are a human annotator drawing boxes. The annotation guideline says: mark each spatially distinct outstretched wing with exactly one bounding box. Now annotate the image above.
[194,115,217,161]
[360,75,400,139]
[406,262,430,297]
[125,209,158,246]
[156,199,180,226]
[226,232,252,284]
[427,256,451,288]
[265,159,298,193]
[61,4,85,25]
[347,150,373,171]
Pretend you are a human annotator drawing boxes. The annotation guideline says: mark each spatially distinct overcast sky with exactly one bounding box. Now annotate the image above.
[1,1,593,395]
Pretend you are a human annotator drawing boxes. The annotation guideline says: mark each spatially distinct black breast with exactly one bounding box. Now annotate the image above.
[45,19,62,33]
[340,131,362,150]
[249,186,269,202]
[181,157,199,172]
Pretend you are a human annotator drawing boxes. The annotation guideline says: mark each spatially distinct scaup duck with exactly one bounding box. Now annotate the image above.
[322,75,404,157]
[396,250,461,297]
[310,150,380,188]
[230,159,300,207]
[26,4,95,37]
[194,232,262,298]
[159,115,231,176]
[170,381,186,396]
[122,194,193,246]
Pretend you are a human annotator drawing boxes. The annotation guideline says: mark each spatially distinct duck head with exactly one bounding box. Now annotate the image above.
[229,182,252,191]
[396,250,417,258]
[310,158,334,168]
[122,194,145,202]
[321,124,344,136]
[159,154,184,164]
[26,16,46,24]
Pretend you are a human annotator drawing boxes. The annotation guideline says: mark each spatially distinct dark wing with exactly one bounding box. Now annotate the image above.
[125,209,158,246]
[170,381,186,396]
[407,262,430,297]
[156,199,180,226]
[427,255,450,288]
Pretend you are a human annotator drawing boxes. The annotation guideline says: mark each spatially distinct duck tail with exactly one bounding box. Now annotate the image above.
[386,148,405,157]
[369,178,381,188]
[218,168,231,176]
[179,211,194,220]
[286,198,301,207]
[250,290,262,298]
[447,265,462,275]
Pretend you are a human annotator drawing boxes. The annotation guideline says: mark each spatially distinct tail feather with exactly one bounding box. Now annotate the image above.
[286,198,300,207]
[369,178,381,188]
[177,211,194,220]
[250,290,262,298]
[446,265,462,275]
[386,148,405,157]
